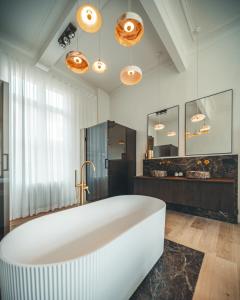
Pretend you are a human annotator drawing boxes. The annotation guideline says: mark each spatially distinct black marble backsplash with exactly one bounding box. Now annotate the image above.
[143,155,238,179]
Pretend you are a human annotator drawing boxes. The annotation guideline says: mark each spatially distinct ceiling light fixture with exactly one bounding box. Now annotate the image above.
[190,26,206,123]
[167,131,176,137]
[118,139,125,145]
[92,59,107,73]
[115,0,144,47]
[118,1,143,85]
[65,51,89,74]
[92,1,107,75]
[200,124,211,133]
[76,4,102,33]
[191,113,206,123]
[120,65,142,85]
[58,23,77,48]
[154,123,165,130]
[115,11,144,47]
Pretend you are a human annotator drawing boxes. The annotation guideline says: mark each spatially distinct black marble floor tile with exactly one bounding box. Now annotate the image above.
[130,240,204,300]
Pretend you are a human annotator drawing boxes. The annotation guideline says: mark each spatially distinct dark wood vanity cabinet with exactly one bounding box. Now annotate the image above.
[134,176,237,223]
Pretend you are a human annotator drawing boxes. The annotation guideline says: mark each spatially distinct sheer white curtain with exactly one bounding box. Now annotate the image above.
[0,52,98,219]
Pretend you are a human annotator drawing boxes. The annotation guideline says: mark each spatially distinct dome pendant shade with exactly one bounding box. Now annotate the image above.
[167,131,176,137]
[191,113,206,122]
[65,51,89,74]
[115,12,144,47]
[200,124,211,133]
[154,123,165,130]
[76,4,102,33]
[92,59,107,73]
[120,65,142,85]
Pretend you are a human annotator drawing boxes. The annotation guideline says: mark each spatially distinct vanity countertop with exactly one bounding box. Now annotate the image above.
[134,176,235,183]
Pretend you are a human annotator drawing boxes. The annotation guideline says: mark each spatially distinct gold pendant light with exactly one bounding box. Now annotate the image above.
[76,4,102,33]
[118,1,143,86]
[120,65,142,86]
[92,4,107,75]
[65,51,89,74]
[115,11,144,47]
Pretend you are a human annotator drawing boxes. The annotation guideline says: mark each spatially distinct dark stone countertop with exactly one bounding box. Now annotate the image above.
[134,176,235,183]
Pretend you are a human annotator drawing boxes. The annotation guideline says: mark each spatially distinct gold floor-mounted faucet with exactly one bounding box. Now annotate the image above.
[75,160,96,206]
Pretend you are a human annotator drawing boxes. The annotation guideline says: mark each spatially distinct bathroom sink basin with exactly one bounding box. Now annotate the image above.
[186,171,210,179]
[151,170,167,177]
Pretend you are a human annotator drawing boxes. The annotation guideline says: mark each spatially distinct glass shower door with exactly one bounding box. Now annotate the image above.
[108,122,128,196]
[86,122,108,201]
[0,81,9,240]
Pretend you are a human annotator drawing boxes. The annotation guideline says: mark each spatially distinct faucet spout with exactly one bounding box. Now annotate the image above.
[80,160,96,182]
[75,160,96,206]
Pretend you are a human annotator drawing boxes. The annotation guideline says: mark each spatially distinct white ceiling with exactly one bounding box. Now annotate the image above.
[0,0,239,93]
[0,0,75,56]
[182,0,240,39]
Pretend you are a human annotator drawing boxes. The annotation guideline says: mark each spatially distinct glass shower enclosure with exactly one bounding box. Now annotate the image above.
[85,120,136,202]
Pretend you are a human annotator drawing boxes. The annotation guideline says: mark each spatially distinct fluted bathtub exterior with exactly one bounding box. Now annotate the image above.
[0,195,166,300]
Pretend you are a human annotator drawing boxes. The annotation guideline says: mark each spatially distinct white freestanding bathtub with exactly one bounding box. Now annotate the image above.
[0,195,166,300]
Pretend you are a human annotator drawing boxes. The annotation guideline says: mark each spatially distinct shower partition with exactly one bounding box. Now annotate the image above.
[85,121,136,201]
[0,81,9,240]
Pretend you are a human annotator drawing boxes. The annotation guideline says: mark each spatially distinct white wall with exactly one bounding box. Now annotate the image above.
[97,88,110,123]
[110,26,240,221]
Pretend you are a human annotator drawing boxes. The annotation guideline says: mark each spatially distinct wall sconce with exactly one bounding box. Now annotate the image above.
[58,23,77,49]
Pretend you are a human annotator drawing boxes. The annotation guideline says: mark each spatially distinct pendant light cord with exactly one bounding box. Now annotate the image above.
[97,92,99,124]
[196,37,199,116]
[77,27,79,50]
[98,0,101,59]
[96,0,101,123]
[189,0,200,99]
[128,0,132,65]
[76,0,81,50]
[128,0,131,11]
[196,31,199,99]
[98,24,101,59]
[128,48,133,65]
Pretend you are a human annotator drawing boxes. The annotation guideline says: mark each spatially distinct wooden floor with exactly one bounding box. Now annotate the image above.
[10,209,240,300]
[10,203,79,230]
[166,210,240,300]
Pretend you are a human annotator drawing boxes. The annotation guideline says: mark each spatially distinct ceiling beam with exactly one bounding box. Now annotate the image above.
[36,1,77,71]
[140,0,188,72]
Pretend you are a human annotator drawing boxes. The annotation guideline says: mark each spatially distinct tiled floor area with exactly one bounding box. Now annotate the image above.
[131,239,204,300]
